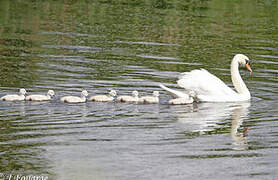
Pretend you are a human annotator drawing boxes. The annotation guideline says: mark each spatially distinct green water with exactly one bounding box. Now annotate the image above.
[0,0,277,179]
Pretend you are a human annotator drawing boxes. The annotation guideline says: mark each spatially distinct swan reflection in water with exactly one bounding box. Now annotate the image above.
[170,101,251,150]
[230,102,250,150]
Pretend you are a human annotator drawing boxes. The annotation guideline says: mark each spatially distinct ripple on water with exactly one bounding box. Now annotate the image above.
[40,31,102,38]
[114,40,181,47]
[137,54,179,60]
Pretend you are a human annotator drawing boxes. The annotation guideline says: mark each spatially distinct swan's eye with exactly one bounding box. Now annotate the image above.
[245,59,251,65]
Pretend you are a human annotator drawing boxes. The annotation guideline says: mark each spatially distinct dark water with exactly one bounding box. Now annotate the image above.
[0,0,278,179]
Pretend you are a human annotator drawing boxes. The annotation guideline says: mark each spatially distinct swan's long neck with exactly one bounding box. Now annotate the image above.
[80,94,87,102]
[231,58,250,97]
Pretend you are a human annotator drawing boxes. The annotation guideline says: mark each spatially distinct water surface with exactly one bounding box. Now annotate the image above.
[0,0,278,179]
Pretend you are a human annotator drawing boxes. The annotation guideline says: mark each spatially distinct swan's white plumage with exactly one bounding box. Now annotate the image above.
[117,91,139,103]
[60,90,88,103]
[178,69,237,100]
[89,90,117,102]
[176,54,251,102]
[139,91,159,104]
[0,89,27,101]
[26,90,55,101]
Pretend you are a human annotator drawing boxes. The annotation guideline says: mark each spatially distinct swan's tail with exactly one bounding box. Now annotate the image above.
[159,84,188,98]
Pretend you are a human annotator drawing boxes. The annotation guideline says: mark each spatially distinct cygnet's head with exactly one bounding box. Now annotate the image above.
[81,90,88,97]
[234,54,252,72]
[47,90,55,97]
[132,90,139,97]
[153,91,159,97]
[109,90,117,97]
[188,90,196,98]
[19,88,27,95]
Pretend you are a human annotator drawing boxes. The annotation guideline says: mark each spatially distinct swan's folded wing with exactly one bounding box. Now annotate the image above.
[177,69,236,96]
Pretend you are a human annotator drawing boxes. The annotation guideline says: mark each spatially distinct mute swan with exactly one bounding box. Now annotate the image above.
[168,91,196,105]
[25,90,55,101]
[117,90,139,103]
[161,54,252,102]
[0,89,27,101]
[139,91,160,104]
[60,90,88,103]
[89,90,117,102]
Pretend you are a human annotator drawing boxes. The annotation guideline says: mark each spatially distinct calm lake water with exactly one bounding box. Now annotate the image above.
[0,0,278,179]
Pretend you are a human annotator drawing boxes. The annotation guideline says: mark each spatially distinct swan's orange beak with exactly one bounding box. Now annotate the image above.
[245,64,252,72]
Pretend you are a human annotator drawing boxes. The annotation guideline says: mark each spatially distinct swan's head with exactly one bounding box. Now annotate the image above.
[109,90,117,97]
[132,90,139,97]
[234,54,252,72]
[81,90,89,97]
[19,88,27,95]
[47,90,55,97]
[153,91,160,97]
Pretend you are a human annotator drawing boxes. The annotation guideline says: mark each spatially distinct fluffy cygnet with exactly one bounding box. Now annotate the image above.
[168,91,196,105]
[117,90,139,103]
[25,90,55,101]
[60,90,88,103]
[168,97,193,104]
[89,90,117,102]
[0,89,27,101]
[139,91,160,104]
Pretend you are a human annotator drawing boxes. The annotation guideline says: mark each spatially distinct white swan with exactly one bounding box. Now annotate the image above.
[60,90,88,103]
[168,91,196,105]
[25,90,55,101]
[117,90,139,103]
[139,91,160,104]
[161,54,252,102]
[0,89,27,101]
[89,90,117,102]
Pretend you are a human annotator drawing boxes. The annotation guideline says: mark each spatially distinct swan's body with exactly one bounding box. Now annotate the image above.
[139,91,160,104]
[117,91,139,103]
[168,91,196,105]
[60,90,88,103]
[161,54,252,102]
[0,89,27,101]
[89,90,117,102]
[26,90,55,101]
